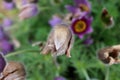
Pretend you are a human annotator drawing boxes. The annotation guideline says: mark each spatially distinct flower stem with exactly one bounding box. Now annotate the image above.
[53,56,60,76]
[5,49,40,58]
[105,66,110,80]
[82,68,90,80]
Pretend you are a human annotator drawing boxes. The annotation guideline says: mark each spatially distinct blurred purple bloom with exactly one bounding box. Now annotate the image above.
[65,0,91,18]
[54,76,66,80]
[74,0,91,10]
[2,18,13,27]
[65,5,87,18]
[83,37,93,46]
[2,1,15,10]
[22,0,28,5]
[0,27,9,40]
[0,27,5,40]
[0,40,14,55]
[0,53,6,73]
[19,3,39,20]
[65,5,77,14]
[71,16,93,39]
[0,27,14,55]
[49,15,62,27]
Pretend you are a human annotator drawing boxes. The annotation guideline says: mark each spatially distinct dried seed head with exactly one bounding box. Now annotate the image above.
[0,61,26,80]
[101,8,114,28]
[98,46,120,65]
[41,23,74,57]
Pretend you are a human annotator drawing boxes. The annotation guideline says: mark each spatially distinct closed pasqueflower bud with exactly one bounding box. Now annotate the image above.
[41,24,74,57]
[41,14,74,57]
[0,61,26,80]
[18,3,38,20]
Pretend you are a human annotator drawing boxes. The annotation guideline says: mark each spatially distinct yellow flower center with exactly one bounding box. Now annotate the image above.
[79,4,89,12]
[74,20,87,33]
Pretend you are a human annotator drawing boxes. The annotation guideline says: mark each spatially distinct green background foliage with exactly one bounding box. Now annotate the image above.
[6,0,120,80]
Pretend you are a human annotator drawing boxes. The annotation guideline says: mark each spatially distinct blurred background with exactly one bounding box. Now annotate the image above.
[1,0,120,80]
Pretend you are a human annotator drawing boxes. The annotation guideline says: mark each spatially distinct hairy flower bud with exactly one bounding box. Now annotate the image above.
[18,3,38,20]
[0,61,26,80]
[41,23,74,57]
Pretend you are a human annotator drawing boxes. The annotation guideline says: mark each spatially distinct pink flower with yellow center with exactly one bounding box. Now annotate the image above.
[71,16,93,39]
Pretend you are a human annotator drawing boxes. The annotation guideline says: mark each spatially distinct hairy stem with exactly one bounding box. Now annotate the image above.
[5,49,40,58]
[105,66,110,80]
[82,68,90,80]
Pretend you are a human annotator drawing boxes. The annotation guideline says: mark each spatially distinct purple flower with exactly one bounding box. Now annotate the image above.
[2,18,13,27]
[74,0,91,11]
[0,40,14,55]
[71,16,93,39]
[65,5,87,18]
[54,76,66,80]
[49,15,62,27]
[2,1,15,10]
[0,27,9,40]
[65,0,91,18]
[21,0,28,5]
[0,27,14,55]
[0,26,4,40]
[19,3,39,20]
[0,53,6,73]
[83,37,93,46]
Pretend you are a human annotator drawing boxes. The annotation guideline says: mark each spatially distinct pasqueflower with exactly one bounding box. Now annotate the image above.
[71,16,93,39]
[65,0,91,17]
